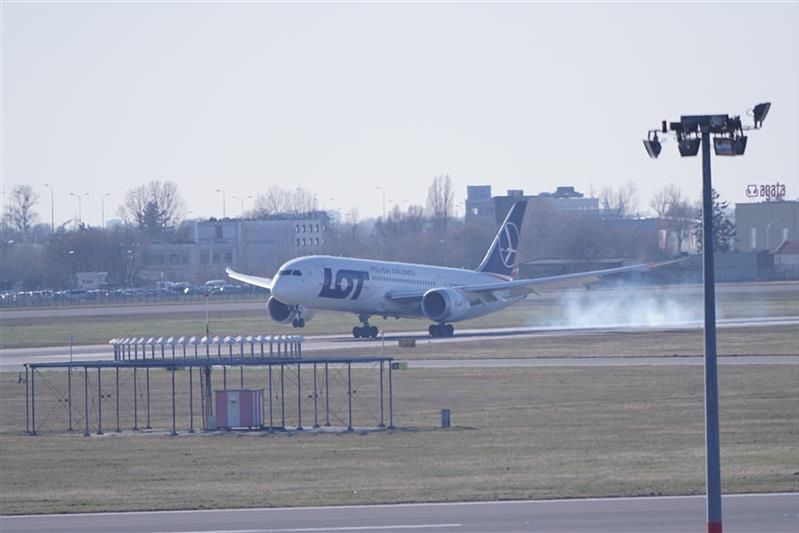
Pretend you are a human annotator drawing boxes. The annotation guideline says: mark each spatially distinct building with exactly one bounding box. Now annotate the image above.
[138,213,330,283]
[464,185,495,225]
[531,186,600,213]
[492,189,530,226]
[465,185,601,227]
[735,200,798,253]
[76,272,108,290]
[774,240,799,279]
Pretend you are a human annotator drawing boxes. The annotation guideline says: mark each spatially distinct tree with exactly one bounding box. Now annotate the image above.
[695,189,735,253]
[426,174,454,230]
[650,184,697,254]
[649,184,679,218]
[251,185,318,217]
[3,185,39,240]
[599,181,639,217]
[374,203,425,241]
[668,199,697,254]
[118,181,185,236]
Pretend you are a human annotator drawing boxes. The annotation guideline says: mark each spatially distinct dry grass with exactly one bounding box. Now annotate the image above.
[0,362,796,515]
[1,282,796,514]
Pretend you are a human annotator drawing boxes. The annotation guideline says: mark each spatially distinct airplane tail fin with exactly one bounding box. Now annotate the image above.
[475,200,527,277]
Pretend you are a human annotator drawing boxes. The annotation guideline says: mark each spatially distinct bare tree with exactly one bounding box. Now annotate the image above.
[600,181,639,217]
[3,185,39,239]
[668,199,697,254]
[650,184,677,218]
[252,185,318,217]
[426,174,454,230]
[252,185,292,215]
[374,203,426,241]
[118,180,185,236]
[650,185,697,254]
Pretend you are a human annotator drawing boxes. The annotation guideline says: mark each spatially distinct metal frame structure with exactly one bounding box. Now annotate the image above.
[109,334,305,361]
[23,335,394,437]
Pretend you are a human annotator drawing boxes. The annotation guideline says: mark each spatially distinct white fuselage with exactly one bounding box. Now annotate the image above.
[269,255,524,321]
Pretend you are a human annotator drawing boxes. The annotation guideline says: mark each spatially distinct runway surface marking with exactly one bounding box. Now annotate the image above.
[6,491,796,516]
[152,525,463,533]
[3,494,796,533]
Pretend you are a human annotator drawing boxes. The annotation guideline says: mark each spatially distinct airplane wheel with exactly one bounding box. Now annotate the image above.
[352,327,361,338]
[428,325,436,337]
[298,318,306,328]
[292,318,299,328]
[445,324,454,337]
[369,326,379,338]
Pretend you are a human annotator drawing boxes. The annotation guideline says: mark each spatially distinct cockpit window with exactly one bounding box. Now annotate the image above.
[292,270,302,277]
[279,269,292,276]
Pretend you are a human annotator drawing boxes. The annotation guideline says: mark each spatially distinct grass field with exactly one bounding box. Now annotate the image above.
[0,281,796,515]
[0,362,797,515]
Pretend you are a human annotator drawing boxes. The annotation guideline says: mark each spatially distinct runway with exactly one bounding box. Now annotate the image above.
[1,316,797,371]
[1,281,793,321]
[2,493,797,532]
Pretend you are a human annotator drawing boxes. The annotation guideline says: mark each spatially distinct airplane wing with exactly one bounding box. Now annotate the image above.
[385,259,683,304]
[459,259,682,296]
[226,267,273,291]
[385,288,427,304]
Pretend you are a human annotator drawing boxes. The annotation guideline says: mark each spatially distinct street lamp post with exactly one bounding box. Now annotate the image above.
[376,186,386,219]
[44,184,54,233]
[232,195,252,218]
[101,193,111,228]
[216,189,226,218]
[69,192,89,226]
[765,221,775,252]
[643,102,770,533]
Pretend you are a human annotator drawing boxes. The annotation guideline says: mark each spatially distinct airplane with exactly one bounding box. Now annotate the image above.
[227,200,673,339]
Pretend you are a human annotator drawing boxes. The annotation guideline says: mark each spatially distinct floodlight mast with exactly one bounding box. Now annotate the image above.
[643,102,770,533]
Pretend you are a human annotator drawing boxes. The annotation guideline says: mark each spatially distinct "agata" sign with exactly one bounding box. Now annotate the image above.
[746,182,787,200]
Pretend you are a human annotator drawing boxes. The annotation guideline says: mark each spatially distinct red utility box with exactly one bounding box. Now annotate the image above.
[215,389,264,429]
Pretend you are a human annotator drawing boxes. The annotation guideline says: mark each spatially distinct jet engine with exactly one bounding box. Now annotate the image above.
[421,288,471,322]
[267,296,294,324]
[266,296,313,325]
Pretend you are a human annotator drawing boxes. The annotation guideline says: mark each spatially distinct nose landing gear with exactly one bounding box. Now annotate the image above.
[291,306,306,328]
[428,323,454,338]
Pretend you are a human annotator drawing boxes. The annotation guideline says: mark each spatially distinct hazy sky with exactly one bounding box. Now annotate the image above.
[2,2,797,227]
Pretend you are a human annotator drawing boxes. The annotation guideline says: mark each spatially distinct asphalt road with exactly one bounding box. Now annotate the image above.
[2,316,797,371]
[2,494,797,532]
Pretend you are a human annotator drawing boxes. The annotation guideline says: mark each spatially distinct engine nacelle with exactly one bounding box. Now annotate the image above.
[267,296,295,324]
[421,288,471,322]
[266,296,313,325]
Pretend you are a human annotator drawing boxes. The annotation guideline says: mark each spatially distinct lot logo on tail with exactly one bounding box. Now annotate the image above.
[499,223,519,268]
[476,200,527,277]
[319,268,369,300]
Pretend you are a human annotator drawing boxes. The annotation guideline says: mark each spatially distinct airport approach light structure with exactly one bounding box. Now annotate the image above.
[643,102,771,533]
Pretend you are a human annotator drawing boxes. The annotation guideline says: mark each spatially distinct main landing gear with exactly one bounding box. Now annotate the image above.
[291,318,306,328]
[429,323,454,338]
[352,315,379,339]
